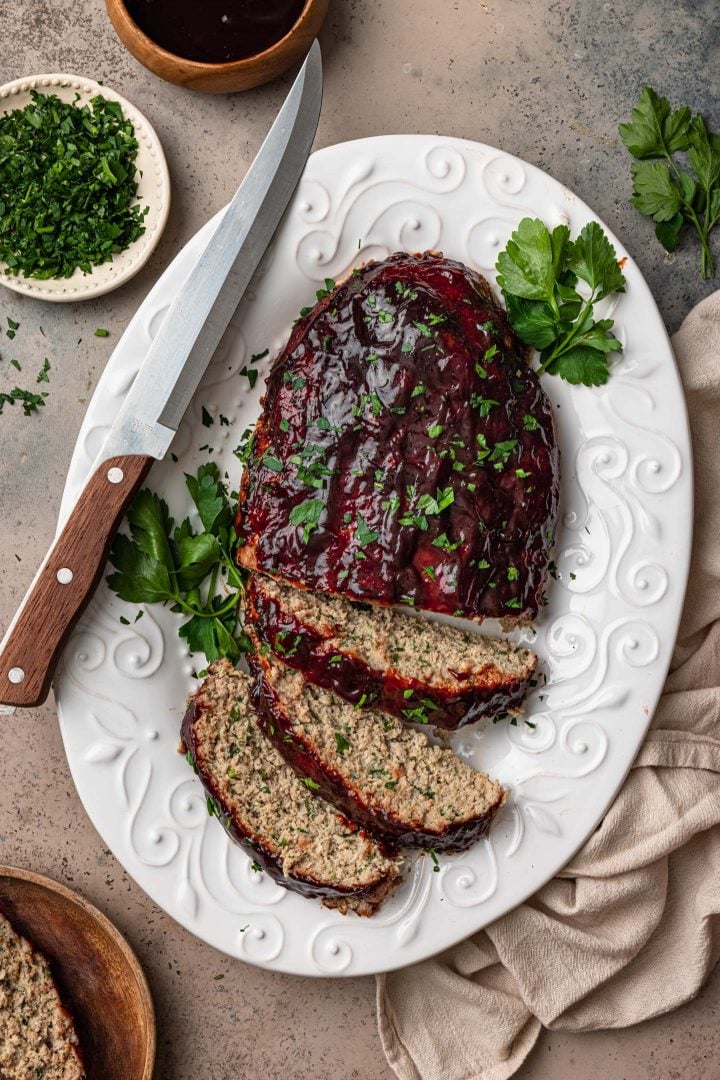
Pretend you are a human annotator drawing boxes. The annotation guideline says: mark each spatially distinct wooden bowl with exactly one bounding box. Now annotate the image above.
[105,0,330,93]
[0,866,155,1080]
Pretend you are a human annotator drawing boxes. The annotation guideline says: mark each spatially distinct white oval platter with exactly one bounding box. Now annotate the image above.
[54,136,692,976]
[0,73,170,301]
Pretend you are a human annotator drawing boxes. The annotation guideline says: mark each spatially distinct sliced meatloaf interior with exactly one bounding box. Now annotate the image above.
[0,913,85,1080]
[247,573,537,729]
[182,660,402,915]
[250,655,508,852]
[235,251,559,623]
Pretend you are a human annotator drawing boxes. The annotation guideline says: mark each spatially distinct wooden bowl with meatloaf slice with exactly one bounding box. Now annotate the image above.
[0,866,154,1080]
[182,660,403,914]
[246,573,537,729]
[249,654,508,852]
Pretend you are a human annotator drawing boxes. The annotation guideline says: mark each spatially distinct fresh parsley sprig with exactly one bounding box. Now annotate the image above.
[619,86,720,279]
[495,217,625,386]
[107,462,249,663]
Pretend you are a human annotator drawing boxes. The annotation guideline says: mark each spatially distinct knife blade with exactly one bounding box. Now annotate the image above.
[0,42,323,708]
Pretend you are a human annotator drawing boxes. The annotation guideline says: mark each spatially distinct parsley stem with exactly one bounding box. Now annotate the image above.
[662,148,715,279]
[537,293,597,374]
[173,593,239,619]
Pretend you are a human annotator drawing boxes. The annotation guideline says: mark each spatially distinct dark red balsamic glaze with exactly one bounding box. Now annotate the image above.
[246,575,535,729]
[248,651,506,853]
[181,696,399,905]
[236,252,559,622]
[124,0,306,63]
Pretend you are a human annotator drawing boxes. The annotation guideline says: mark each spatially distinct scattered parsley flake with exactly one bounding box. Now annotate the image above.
[240,366,259,389]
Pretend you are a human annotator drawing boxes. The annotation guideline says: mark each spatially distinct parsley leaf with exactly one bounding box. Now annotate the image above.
[567,221,626,299]
[496,217,625,387]
[619,86,692,159]
[355,513,380,547]
[289,498,324,543]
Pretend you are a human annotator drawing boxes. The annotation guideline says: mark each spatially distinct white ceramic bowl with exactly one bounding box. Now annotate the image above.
[0,73,170,302]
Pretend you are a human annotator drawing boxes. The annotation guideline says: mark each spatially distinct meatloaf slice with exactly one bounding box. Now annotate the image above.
[0,913,85,1080]
[249,655,508,852]
[182,660,402,915]
[235,251,559,623]
[247,573,536,729]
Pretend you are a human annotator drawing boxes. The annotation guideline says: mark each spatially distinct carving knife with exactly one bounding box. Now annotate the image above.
[0,42,323,707]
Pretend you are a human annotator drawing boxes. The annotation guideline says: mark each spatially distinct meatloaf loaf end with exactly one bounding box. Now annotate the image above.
[235,251,559,623]
[182,660,402,915]
[249,654,508,852]
[0,913,85,1080]
[247,573,537,729]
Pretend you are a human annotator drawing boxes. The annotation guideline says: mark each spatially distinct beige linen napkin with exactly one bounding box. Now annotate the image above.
[377,291,720,1080]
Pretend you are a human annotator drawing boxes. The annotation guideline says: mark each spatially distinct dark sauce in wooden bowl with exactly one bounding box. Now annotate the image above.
[124,0,307,63]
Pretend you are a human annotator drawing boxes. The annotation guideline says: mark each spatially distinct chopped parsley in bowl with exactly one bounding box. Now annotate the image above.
[0,74,170,301]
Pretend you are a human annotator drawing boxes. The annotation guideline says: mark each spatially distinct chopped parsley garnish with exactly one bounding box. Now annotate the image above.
[427,422,444,439]
[0,386,48,416]
[355,513,380,547]
[239,365,259,389]
[475,433,490,462]
[334,732,350,756]
[381,493,401,515]
[95,328,109,337]
[432,532,461,553]
[523,414,540,431]
[315,278,336,301]
[418,486,454,514]
[0,91,148,279]
[282,371,306,391]
[489,439,518,470]
[289,497,324,543]
[471,396,500,417]
[261,452,283,473]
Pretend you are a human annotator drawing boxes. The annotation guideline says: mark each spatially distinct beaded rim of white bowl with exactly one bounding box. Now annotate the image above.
[0,73,171,302]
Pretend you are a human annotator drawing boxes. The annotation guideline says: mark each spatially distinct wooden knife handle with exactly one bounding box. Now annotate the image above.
[0,454,153,708]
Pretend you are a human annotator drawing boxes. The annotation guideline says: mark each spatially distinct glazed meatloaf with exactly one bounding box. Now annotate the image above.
[182,660,402,914]
[247,573,536,729]
[235,251,559,623]
[249,654,508,852]
[0,913,85,1080]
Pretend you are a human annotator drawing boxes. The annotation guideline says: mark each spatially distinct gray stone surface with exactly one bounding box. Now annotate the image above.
[1,1,718,1077]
